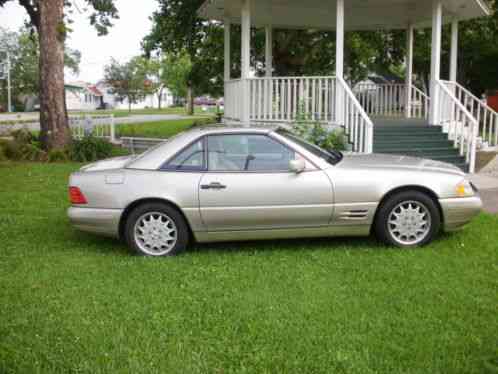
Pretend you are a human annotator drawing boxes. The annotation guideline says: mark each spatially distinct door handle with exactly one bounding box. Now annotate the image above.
[201,182,227,190]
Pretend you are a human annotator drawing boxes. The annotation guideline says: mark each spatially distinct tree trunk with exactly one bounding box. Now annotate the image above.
[186,85,194,115]
[38,0,71,150]
[157,87,163,110]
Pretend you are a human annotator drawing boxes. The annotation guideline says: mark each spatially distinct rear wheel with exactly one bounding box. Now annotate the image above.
[125,203,189,256]
[375,191,441,248]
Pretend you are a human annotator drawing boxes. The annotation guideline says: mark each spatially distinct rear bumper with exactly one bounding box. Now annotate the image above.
[68,207,123,238]
[439,196,483,232]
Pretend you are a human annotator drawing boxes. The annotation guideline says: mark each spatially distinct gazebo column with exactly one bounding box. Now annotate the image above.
[449,19,459,82]
[405,24,414,119]
[241,0,251,125]
[429,0,443,125]
[335,0,344,125]
[265,25,273,77]
[224,18,231,82]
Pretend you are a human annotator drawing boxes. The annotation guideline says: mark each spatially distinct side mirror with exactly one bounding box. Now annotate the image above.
[289,159,306,174]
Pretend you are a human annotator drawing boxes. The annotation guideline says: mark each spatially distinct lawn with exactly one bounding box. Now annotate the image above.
[116,117,215,139]
[0,162,497,373]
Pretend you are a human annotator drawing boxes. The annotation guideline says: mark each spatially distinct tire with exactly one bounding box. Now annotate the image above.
[124,202,189,256]
[374,191,441,248]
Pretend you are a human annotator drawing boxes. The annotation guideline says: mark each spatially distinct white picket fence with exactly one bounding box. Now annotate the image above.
[70,114,116,142]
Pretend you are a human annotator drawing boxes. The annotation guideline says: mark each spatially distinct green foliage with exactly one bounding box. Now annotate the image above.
[0,142,7,162]
[0,130,48,161]
[48,149,69,162]
[104,57,152,111]
[291,103,347,151]
[0,26,81,107]
[161,53,193,99]
[69,136,113,162]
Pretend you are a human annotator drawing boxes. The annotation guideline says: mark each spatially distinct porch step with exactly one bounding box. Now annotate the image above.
[373,119,468,171]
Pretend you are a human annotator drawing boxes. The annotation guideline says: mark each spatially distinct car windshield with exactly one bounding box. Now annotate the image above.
[276,129,343,165]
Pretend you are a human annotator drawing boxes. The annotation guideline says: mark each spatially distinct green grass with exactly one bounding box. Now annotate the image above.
[0,162,497,373]
[116,118,216,139]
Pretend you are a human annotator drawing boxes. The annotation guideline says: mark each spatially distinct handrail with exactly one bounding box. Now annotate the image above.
[338,76,374,153]
[437,80,478,172]
[438,81,477,125]
[338,77,374,128]
[441,80,498,148]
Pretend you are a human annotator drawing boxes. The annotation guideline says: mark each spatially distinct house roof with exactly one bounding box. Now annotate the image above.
[198,0,490,31]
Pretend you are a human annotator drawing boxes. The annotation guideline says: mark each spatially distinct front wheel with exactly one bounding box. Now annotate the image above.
[125,203,189,256]
[375,191,441,248]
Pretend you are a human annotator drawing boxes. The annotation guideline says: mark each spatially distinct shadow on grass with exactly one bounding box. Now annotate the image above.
[66,226,460,258]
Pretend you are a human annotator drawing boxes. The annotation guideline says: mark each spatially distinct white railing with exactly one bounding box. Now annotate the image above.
[441,80,498,149]
[248,76,337,123]
[224,79,244,122]
[436,80,478,173]
[410,85,430,120]
[354,83,405,117]
[354,83,429,119]
[70,114,116,142]
[338,77,374,153]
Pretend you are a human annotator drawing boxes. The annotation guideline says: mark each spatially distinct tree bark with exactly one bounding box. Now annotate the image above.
[186,85,194,115]
[157,87,163,110]
[38,0,71,150]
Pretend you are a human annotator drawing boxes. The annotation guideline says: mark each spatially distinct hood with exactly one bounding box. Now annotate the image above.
[80,155,136,172]
[338,153,465,176]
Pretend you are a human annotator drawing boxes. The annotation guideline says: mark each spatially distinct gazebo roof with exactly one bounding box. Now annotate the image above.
[198,0,490,30]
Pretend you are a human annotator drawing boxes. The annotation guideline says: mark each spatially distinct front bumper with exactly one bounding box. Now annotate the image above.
[68,207,123,238]
[439,196,483,232]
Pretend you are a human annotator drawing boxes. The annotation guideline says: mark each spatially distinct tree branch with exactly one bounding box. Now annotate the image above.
[18,0,40,29]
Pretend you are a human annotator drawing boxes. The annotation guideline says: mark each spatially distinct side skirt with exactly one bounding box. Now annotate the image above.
[193,225,371,243]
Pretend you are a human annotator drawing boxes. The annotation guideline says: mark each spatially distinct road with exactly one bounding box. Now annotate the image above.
[0,114,203,134]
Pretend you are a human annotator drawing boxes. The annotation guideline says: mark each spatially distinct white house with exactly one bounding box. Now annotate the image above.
[96,81,175,110]
[65,82,103,111]
[199,0,497,173]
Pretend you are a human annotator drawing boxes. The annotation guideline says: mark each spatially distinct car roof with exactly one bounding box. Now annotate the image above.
[188,124,282,135]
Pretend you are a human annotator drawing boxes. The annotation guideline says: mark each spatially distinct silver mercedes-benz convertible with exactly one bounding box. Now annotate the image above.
[68,126,482,256]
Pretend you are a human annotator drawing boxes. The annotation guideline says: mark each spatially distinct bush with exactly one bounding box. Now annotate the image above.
[0,139,22,160]
[69,136,113,162]
[20,143,47,162]
[292,118,347,152]
[48,149,69,162]
[0,144,7,162]
[11,129,35,145]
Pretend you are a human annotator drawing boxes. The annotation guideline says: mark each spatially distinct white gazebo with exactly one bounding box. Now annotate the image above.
[199,0,495,172]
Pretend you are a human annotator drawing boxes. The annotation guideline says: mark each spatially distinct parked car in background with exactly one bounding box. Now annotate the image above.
[68,126,482,256]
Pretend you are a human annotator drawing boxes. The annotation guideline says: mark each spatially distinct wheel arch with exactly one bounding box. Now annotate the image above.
[118,198,194,241]
[372,185,444,232]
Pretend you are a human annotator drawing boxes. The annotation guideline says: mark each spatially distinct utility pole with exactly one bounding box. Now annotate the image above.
[6,50,11,112]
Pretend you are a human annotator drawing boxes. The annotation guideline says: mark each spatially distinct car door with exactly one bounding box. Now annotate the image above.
[198,133,334,231]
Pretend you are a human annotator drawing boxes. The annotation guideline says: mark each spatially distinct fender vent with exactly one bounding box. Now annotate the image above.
[339,210,369,220]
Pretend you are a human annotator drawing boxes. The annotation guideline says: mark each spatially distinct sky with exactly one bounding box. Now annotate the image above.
[0,0,158,83]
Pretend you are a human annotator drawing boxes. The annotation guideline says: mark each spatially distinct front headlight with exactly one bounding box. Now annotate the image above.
[455,180,475,198]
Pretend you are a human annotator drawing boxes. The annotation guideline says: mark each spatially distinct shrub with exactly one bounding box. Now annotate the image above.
[48,149,69,162]
[69,136,113,162]
[20,143,47,162]
[0,144,7,162]
[292,116,347,152]
[11,129,35,145]
[0,139,22,160]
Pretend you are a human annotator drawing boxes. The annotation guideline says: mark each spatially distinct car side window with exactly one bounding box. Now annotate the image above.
[207,134,295,172]
[163,139,205,171]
